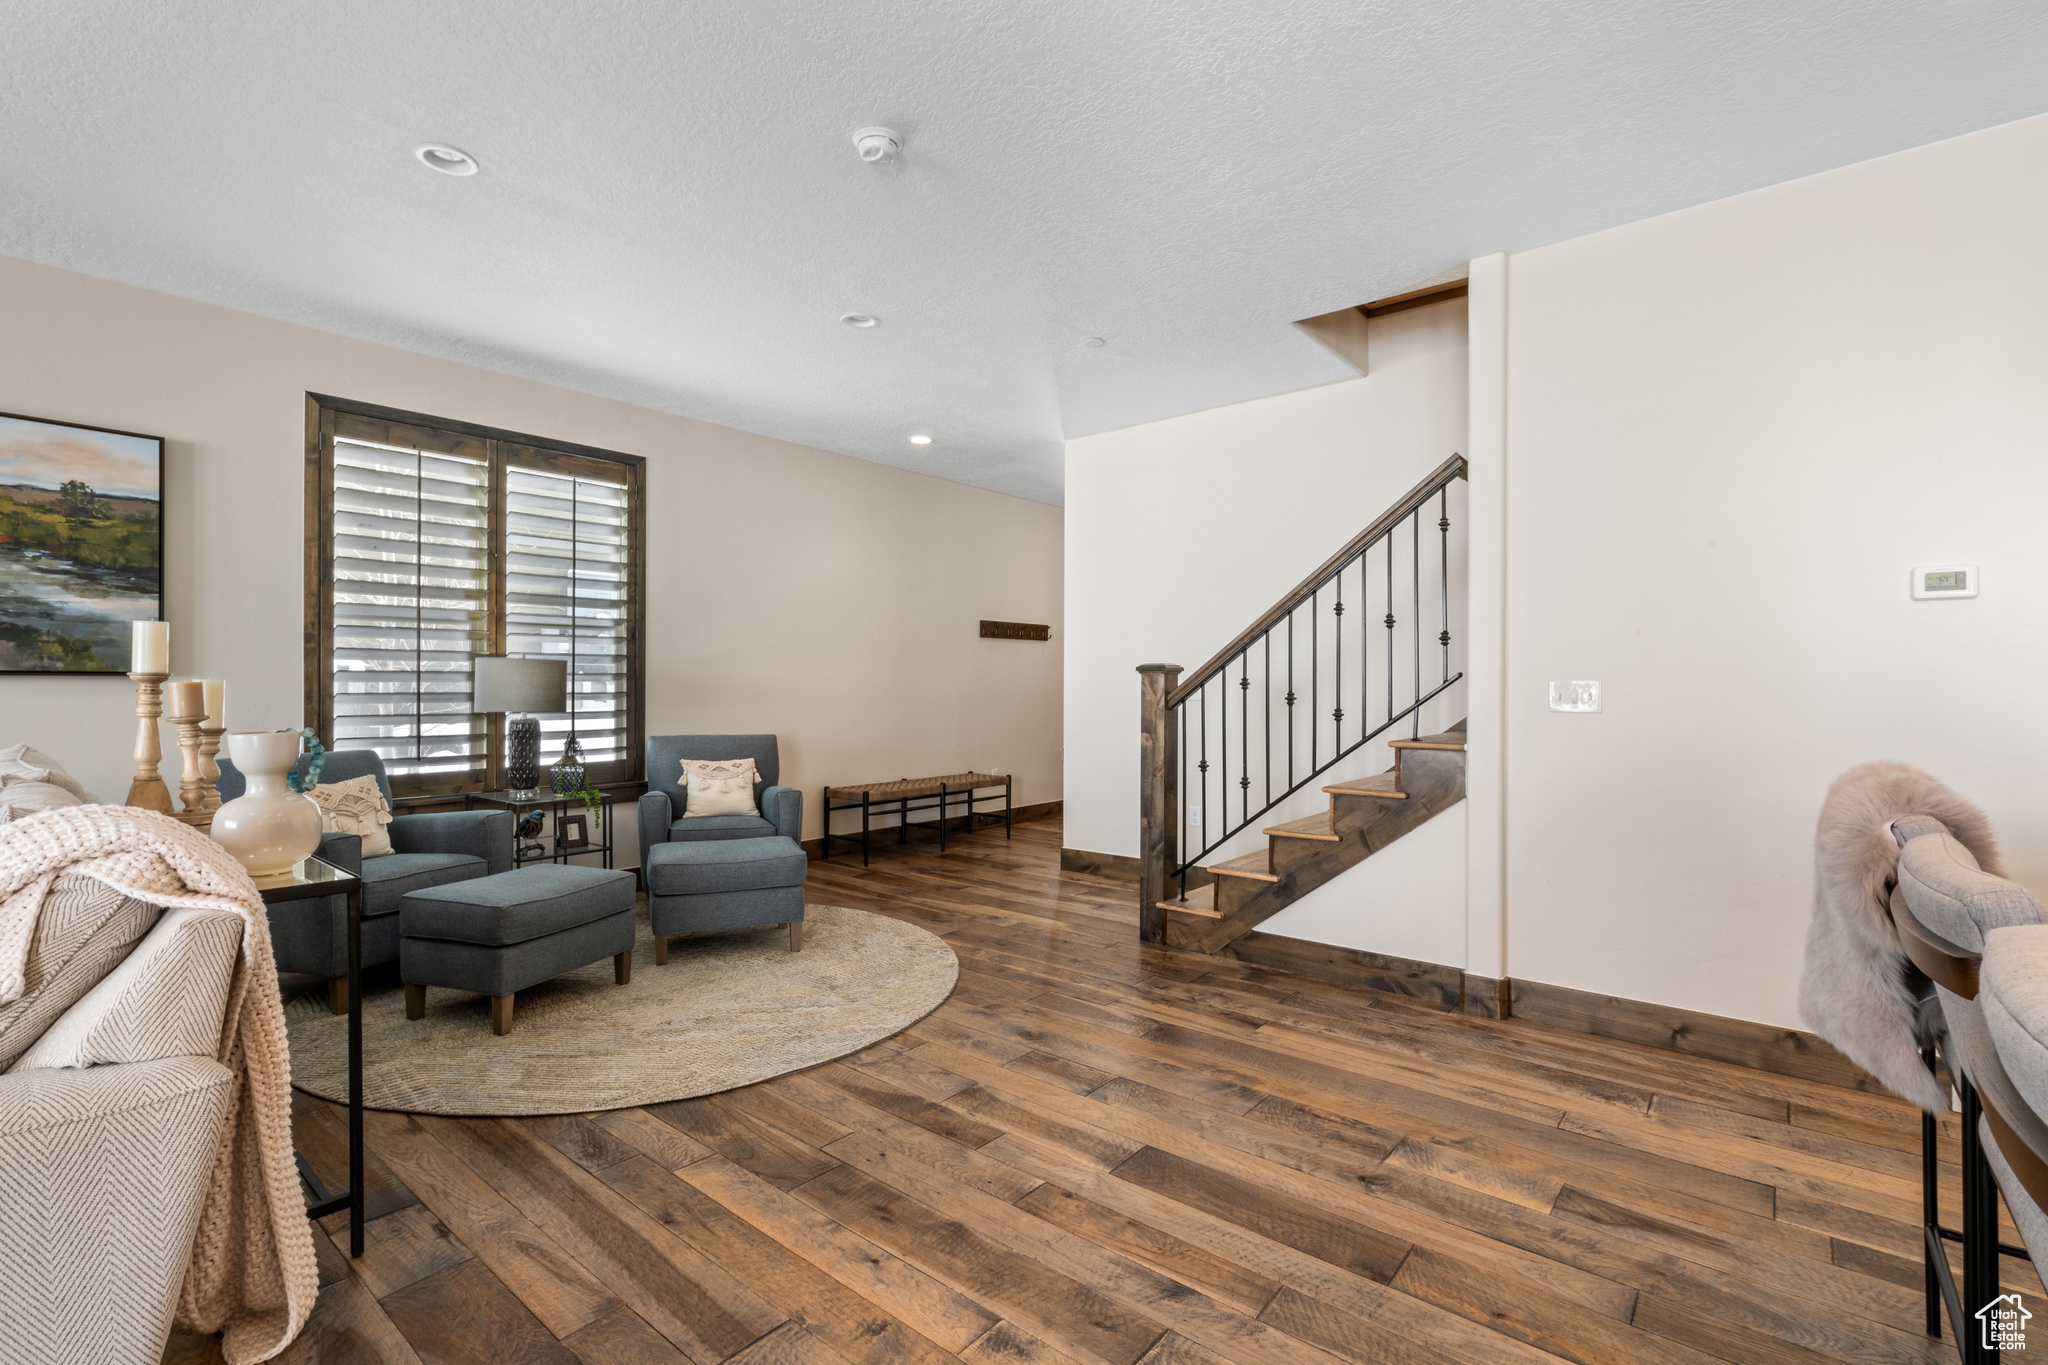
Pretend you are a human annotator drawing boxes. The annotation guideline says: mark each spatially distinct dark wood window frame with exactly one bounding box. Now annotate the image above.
[303,393,647,801]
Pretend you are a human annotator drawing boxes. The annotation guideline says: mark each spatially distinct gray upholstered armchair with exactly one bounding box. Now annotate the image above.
[217,747,512,1012]
[639,735,801,871]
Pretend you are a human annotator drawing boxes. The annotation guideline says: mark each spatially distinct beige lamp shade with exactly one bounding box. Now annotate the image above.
[473,656,567,714]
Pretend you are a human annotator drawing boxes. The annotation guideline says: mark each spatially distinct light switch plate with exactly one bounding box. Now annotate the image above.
[1549,680,1602,713]
[1911,564,1978,599]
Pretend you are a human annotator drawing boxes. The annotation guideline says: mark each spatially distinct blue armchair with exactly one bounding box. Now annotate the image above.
[639,735,802,879]
[216,747,512,1013]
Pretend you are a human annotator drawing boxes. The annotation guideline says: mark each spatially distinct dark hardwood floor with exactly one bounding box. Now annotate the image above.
[165,815,2034,1365]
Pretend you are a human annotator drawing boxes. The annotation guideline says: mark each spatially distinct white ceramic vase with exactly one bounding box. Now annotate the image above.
[211,731,323,876]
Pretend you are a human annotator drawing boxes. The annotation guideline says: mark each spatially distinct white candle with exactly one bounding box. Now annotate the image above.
[201,679,225,727]
[130,621,168,673]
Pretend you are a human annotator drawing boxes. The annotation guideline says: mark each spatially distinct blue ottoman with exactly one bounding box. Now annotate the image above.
[645,836,807,961]
[400,863,637,1035]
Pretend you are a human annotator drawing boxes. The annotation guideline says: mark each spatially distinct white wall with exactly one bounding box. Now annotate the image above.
[1499,113,2048,1028]
[1260,803,1468,962]
[1063,301,1470,882]
[0,254,1063,869]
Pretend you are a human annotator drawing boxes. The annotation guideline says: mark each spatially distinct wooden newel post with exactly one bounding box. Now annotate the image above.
[1137,663,1182,943]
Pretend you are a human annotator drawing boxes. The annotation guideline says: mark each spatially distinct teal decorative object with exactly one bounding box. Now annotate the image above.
[279,728,328,792]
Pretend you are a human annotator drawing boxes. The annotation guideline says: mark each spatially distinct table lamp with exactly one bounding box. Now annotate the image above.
[474,656,567,796]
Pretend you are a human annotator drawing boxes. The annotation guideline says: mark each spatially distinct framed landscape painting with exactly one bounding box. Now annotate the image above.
[0,412,163,674]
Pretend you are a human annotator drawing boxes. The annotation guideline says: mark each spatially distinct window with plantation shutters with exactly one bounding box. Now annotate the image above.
[503,449,634,784]
[307,400,645,797]
[329,436,492,782]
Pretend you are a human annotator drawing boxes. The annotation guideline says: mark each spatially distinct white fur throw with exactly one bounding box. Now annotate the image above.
[0,804,316,1361]
[1800,761,2000,1113]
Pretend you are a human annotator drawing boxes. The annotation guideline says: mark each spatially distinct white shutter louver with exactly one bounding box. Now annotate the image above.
[330,438,491,779]
[504,459,632,775]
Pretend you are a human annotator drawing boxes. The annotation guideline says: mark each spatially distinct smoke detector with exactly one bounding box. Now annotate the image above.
[851,127,901,164]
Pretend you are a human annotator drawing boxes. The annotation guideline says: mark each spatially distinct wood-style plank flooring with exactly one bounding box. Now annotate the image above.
[166,815,2038,1365]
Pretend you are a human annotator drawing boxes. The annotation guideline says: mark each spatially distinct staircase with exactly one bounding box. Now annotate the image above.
[1158,723,1465,952]
[1137,454,1467,953]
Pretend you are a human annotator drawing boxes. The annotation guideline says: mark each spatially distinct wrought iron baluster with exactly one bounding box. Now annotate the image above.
[1285,612,1296,790]
[1310,589,1318,774]
[1385,530,1396,729]
[1440,488,1451,684]
[1238,652,1250,827]
[1178,703,1188,900]
[1332,569,1345,753]
[1263,633,1272,810]
[1412,507,1422,738]
[1198,687,1208,861]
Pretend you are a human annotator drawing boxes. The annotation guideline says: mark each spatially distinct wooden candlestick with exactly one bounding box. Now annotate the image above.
[199,725,226,811]
[169,710,210,824]
[125,673,176,814]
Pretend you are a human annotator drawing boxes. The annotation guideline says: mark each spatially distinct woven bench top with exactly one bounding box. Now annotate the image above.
[827,771,1011,801]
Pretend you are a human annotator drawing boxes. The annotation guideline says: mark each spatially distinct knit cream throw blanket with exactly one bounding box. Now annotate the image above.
[0,805,316,1362]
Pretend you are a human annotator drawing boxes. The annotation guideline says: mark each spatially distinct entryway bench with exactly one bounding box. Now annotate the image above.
[821,771,1012,865]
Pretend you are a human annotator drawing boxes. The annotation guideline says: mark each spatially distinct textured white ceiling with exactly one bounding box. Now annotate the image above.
[5,3,2046,504]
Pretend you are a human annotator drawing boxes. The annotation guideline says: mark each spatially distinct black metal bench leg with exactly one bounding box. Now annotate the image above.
[1927,1098,1944,1338]
[1963,1074,2001,1361]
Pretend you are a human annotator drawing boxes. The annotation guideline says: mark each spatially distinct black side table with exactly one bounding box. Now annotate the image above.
[463,789,616,869]
[255,856,365,1257]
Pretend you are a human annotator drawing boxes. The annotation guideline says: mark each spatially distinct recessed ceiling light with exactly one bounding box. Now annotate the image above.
[415,144,479,176]
[841,313,879,328]
[909,434,932,445]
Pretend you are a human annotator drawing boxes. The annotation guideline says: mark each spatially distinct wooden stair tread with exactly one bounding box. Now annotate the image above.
[1156,884,1220,918]
[1263,813,1338,841]
[1323,772,1408,799]
[1207,850,1280,882]
[1388,730,1466,752]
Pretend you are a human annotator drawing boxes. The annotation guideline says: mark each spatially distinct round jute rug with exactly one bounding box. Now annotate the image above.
[284,903,957,1116]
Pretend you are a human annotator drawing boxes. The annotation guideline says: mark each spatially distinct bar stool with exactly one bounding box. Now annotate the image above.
[1969,926,2048,1293]
[1890,815,2042,1361]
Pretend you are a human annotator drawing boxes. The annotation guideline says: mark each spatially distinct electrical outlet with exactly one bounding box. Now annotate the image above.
[1549,680,1601,713]
[1187,805,1203,826]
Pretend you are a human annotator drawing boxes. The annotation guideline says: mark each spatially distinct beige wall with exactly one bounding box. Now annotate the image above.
[1497,113,2048,1028]
[0,254,1063,868]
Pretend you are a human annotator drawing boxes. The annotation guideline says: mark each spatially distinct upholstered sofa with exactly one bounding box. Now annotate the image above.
[217,748,512,1011]
[637,734,801,872]
[0,872,244,1365]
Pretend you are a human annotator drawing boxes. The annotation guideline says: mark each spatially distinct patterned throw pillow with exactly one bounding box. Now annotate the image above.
[680,758,760,818]
[308,774,395,857]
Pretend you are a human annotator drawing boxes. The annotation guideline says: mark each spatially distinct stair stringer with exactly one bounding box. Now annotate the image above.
[1161,739,1466,954]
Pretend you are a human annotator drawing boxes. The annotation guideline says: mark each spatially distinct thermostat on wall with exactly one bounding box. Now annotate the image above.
[1911,564,1978,600]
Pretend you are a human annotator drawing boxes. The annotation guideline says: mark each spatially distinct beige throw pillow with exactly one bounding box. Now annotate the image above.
[0,744,93,803]
[680,758,760,818]
[309,774,395,857]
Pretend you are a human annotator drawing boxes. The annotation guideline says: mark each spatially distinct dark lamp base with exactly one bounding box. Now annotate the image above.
[507,716,541,792]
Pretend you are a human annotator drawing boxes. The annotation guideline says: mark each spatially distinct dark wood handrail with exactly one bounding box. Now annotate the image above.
[1165,453,1467,709]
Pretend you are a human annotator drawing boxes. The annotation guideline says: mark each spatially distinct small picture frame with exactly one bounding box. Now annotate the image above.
[558,811,590,850]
